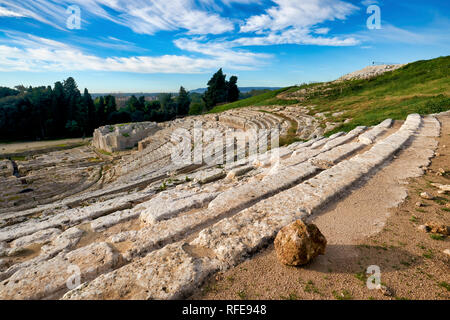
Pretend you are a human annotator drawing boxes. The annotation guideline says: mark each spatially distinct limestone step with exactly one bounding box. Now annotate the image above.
[138,190,219,225]
[0,242,121,300]
[358,118,393,144]
[62,242,219,300]
[0,192,153,242]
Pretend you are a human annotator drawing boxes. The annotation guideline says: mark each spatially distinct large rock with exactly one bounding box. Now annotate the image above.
[93,122,158,153]
[274,220,327,266]
[425,221,449,235]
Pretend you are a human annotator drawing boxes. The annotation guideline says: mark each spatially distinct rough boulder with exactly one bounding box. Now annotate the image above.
[274,219,327,266]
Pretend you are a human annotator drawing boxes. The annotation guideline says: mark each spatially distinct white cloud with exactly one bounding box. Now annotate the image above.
[353,23,450,45]
[174,37,271,67]
[235,0,359,47]
[361,0,379,7]
[0,0,235,35]
[233,29,358,46]
[0,6,24,17]
[314,27,330,35]
[0,34,270,73]
[240,0,359,33]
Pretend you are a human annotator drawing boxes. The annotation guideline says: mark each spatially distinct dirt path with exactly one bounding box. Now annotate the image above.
[191,114,450,300]
[0,138,90,158]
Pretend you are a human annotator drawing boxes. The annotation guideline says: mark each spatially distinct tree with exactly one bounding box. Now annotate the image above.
[177,86,191,116]
[188,102,205,115]
[203,68,228,110]
[94,96,106,127]
[63,77,81,122]
[104,95,117,123]
[146,100,161,112]
[108,111,131,124]
[50,81,66,136]
[202,69,239,109]
[28,86,52,138]
[159,93,177,120]
[65,120,80,136]
[13,85,27,94]
[137,96,146,111]
[81,88,95,134]
[131,110,144,122]
[126,95,139,113]
[0,87,19,99]
[227,75,239,102]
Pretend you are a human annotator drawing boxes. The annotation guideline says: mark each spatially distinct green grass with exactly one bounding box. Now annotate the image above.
[354,272,367,283]
[10,156,27,161]
[423,250,434,259]
[438,281,450,291]
[433,197,448,205]
[97,149,112,156]
[6,195,21,201]
[260,109,303,147]
[332,290,353,300]
[280,293,299,300]
[304,280,321,295]
[430,234,445,241]
[208,87,298,113]
[237,290,247,300]
[312,56,450,135]
[159,181,167,191]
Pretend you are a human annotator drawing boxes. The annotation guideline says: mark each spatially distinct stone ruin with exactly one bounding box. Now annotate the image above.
[337,64,406,81]
[92,122,158,153]
[0,104,445,300]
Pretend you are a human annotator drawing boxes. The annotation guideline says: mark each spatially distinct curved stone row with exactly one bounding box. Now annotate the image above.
[0,112,436,300]
[0,146,103,214]
[0,112,371,298]
[60,114,431,300]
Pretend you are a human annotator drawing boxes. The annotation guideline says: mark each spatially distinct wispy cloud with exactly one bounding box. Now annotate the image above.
[354,22,450,45]
[233,28,359,46]
[361,0,379,7]
[0,6,24,17]
[240,0,359,33]
[0,33,270,73]
[0,0,365,74]
[0,0,236,35]
[235,0,359,47]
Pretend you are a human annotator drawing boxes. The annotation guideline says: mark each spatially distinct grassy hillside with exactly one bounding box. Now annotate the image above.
[301,55,450,135]
[209,55,450,136]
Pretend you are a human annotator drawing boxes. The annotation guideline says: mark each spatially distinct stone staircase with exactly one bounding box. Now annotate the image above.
[0,112,441,300]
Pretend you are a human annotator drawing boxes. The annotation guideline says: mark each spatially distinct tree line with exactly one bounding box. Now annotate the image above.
[0,69,240,141]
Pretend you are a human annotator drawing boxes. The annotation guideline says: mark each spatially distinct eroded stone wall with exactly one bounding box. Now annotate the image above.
[93,122,158,153]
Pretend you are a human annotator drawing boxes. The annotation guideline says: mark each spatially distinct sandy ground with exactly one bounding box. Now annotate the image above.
[191,115,450,300]
[0,138,90,157]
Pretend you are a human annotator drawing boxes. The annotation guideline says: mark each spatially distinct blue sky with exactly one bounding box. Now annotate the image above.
[0,0,449,93]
